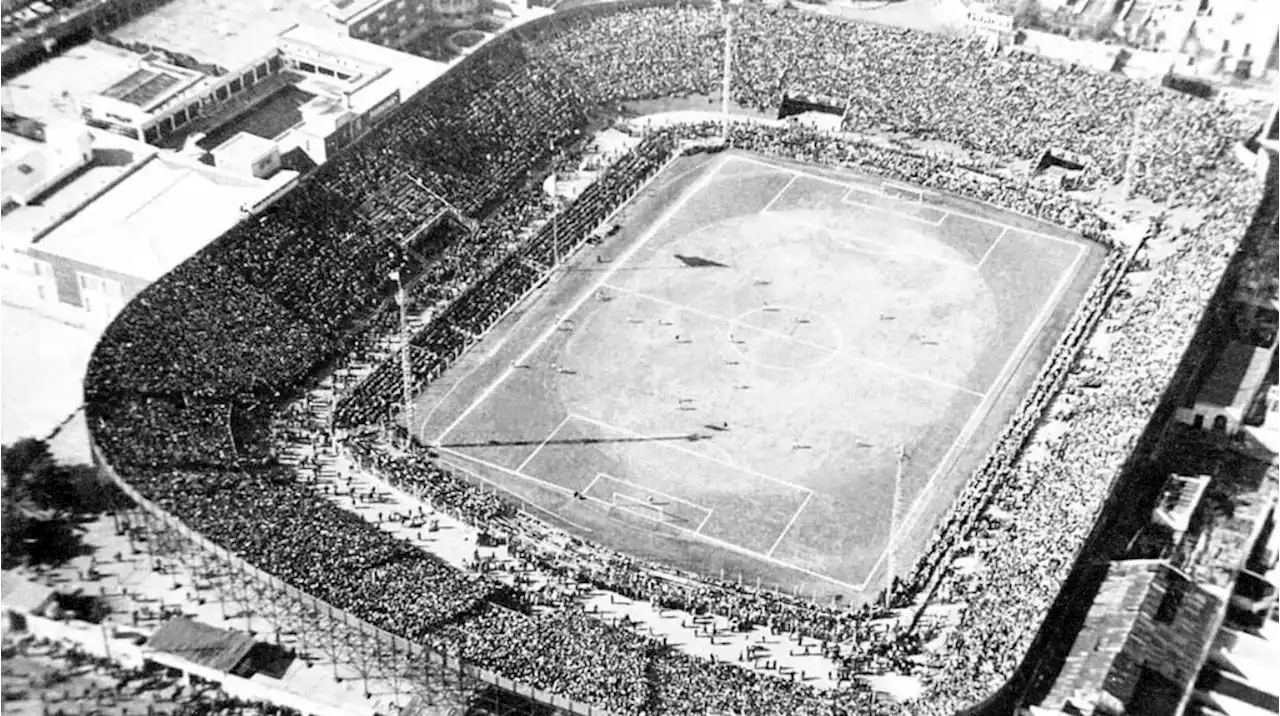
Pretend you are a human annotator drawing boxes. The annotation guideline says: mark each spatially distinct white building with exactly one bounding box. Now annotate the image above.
[2,136,296,328]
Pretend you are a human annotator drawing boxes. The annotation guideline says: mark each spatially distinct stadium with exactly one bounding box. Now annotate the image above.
[81,2,1273,715]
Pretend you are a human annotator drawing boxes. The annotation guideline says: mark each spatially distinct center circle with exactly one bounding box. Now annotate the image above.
[726,304,843,370]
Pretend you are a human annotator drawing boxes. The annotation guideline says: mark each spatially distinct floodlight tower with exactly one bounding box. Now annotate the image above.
[884,443,907,611]
[720,0,733,139]
[1122,105,1146,201]
[392,269,414,448]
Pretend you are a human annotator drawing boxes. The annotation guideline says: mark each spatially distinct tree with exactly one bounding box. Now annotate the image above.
[1,438,90,567]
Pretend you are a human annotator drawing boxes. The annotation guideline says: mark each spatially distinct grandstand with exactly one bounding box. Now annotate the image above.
[81,2,1274,715]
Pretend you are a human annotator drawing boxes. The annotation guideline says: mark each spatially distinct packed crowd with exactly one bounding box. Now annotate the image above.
[84,3,1266,715]
[344,440,512,525]
[352,42,589,218]
[334,133,676,428]
[531,3,1251,199]
[90,398,237,469]
[124,466,505,635]
[84,253,337,398]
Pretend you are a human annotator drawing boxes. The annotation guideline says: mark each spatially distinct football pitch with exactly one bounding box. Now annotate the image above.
[411,151,1107,603]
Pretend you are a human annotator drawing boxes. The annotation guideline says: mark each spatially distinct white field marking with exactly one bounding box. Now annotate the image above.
[881,182,923,203]
[767,491,813,558]
[437,446,583,498]
[653,160,710,192]
[604,283,983,398]
[415,299,549,440]
[731,154,1078,246]
[569,412,814,496]
[789,216,975,270]
[435,454,596,534]
[759,174,799,214]
[581,472,603,498]
[448,431,859,590]
[414,158,696,438]
[594,471,708,511]
[515,414,572,473]
[614,501,671,527]
[694,508,715,535]
[434,154,730,445]
[605,282,840,352]
[836,190,947,227]
[856,242,1087,591]
[976,227,1008,270]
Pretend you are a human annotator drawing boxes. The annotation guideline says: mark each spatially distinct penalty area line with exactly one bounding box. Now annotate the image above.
[436,454,597,535]
[433,154,731,446]
[767,492,812,557]
[515,414,572,473]
[759,174,799,214]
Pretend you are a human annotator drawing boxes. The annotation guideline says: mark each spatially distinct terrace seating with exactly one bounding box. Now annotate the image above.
[83,5,1265,715]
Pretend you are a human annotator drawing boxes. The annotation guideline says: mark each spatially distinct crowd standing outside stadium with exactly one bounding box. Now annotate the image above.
[83,4,1270,715]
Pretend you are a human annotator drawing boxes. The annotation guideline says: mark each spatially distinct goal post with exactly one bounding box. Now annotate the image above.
[613,492,666,523]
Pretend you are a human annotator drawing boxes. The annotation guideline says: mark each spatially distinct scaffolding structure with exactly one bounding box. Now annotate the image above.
[94,444,613,716]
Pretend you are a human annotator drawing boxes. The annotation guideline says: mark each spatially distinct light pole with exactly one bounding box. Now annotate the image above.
[720,0,733,140]
[392,269,414,449]
[884,444,907,611]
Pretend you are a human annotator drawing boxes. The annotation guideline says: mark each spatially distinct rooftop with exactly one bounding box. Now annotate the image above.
[1194,341,1275,411]
[1167,437,1280,590]
[278,24,446,101]
[0,571,56,614]
[209,130,277,163]
[0,130,156,249]
[1,40,149,125]
[1042,560,1223,716]
[24,152,291,280]
[1,127,43,197]
[110,0,341,70]
[144,618,257,673]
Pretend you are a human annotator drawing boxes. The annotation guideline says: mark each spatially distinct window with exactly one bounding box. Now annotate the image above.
[229,78,243,93]
[17,163,33,175]
[241,71,254,87]
[1222,39,1230,53]
[1243,43,1251,57]
[78,272,112,295]
[83,294,92,313]
[299,62,316,73]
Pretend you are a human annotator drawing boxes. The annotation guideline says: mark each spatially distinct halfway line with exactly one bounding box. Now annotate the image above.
[603,283,983,397]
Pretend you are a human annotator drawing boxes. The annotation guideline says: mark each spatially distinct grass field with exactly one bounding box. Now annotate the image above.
[411,150,1107,604]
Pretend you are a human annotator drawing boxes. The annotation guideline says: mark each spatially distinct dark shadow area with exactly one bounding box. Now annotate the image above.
[442,433,705,450]
[674,253,729,268]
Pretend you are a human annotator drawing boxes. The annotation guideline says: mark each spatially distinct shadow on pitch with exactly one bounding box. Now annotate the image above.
[441,434,708,450]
